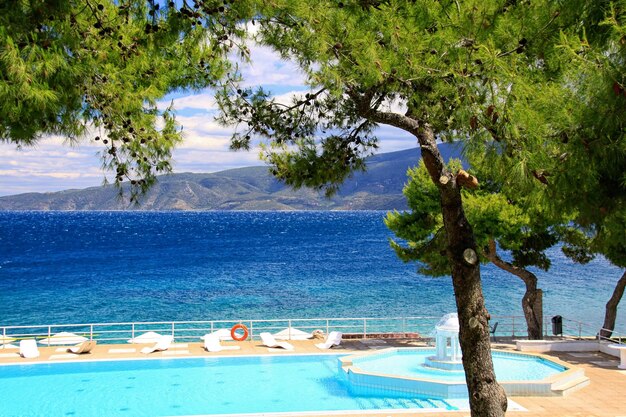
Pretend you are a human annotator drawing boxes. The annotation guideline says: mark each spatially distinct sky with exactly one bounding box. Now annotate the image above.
[0,44,415,197]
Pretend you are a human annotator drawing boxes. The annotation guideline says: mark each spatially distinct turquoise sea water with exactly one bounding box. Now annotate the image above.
[0,211,623,331]
[0,355,460,417]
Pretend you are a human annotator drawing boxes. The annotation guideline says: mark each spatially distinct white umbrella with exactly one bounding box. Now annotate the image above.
[200,329,232,341]
[273,328,313,340]
[0,335,16,345]
[127,331,163,344]
[39,332,88,346]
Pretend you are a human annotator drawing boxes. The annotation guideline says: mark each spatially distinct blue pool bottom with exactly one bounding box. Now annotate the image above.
[0,354,463,417]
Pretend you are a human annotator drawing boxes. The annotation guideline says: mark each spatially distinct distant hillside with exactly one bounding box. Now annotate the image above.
[0,144,462,211]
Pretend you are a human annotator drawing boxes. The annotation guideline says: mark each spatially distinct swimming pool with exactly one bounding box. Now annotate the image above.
[0,354,463,417]
[340,348,585,399]
[351,349,566,381]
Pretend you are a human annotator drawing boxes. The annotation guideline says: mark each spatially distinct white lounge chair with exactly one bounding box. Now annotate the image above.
[20,339,40,358]
[315,331,342,349]
[68,340,97,354]
[260,332,294,350]
[141,335,173,354]
[203,335,241,352]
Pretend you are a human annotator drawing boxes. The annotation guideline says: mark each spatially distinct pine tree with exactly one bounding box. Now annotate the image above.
[469,0,626,338]
[1,0,254,198]
[215,2,566,415]
[386,160,561,340]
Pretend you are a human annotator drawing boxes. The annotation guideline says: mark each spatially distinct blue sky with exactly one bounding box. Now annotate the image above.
[0,44,414,196]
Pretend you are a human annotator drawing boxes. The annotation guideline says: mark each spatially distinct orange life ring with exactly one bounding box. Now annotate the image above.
[230,324,249,341]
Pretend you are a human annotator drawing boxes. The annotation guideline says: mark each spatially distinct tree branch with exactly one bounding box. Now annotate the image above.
[485,239,537,289]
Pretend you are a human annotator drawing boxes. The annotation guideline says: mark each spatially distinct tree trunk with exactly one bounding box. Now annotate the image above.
[599,269,626,339]
[418,127,507,417]
[485,240,543,340]
[364,104,507,416]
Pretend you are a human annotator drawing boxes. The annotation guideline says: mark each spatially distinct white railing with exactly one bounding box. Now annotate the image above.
[0,317,436,345]
[541,315,626,342]
[1,315,619,345]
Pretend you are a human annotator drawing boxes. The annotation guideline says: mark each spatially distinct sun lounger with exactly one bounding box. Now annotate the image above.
[260,332,294,350]
[203,335,241,352]
[315,331,342,349]
[141,335,173,354]
[19,339,40,358]
[67,340,97,354]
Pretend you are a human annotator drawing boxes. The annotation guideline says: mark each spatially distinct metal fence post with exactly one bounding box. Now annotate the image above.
[288,319,292,340]
[131,323,135,341]
[578,322,582,340]
[90,324,93,341]
[363,318,367,339]
[326,319,329,336]
[511,317,515,337]
[171,322,175,338]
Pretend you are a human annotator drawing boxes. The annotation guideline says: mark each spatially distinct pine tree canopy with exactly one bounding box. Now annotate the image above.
[216,0,563,194]
[385,160,559,276]
[1,0,255,197]
[466,0,626,268]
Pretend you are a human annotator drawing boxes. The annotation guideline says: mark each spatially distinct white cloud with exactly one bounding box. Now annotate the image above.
[0,37,419,197]
[239,43,306,88]
[157,92,217,113]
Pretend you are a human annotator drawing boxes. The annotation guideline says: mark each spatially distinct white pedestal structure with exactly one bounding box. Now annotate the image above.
[435,330,461,362]
[426,313,464,371]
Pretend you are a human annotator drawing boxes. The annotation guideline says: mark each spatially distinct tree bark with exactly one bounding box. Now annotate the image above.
[599,269,626,339]
[362,103,507,417]
[485,240,543,340]
[428,134,507,417]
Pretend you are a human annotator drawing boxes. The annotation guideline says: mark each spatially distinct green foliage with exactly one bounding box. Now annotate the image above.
[217,0,563,193]
[1,0,254,198]
[467,0,626,268]
[386,159,559,275]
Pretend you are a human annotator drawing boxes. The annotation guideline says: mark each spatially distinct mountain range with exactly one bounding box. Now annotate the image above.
[0,144,462,211]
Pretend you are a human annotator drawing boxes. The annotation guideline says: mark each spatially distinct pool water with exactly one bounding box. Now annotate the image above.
[0,355,461,417]
[352,349,566,381]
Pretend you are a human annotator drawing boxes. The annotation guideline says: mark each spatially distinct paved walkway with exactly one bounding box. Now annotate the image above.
[1,338,625,416]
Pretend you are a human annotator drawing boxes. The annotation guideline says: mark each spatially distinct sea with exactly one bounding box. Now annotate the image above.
[0,211,623,334]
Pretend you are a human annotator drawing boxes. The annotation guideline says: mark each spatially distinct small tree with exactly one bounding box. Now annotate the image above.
[386,160,559,340]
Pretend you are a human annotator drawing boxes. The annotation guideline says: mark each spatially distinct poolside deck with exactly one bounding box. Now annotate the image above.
[1,338,624,417]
